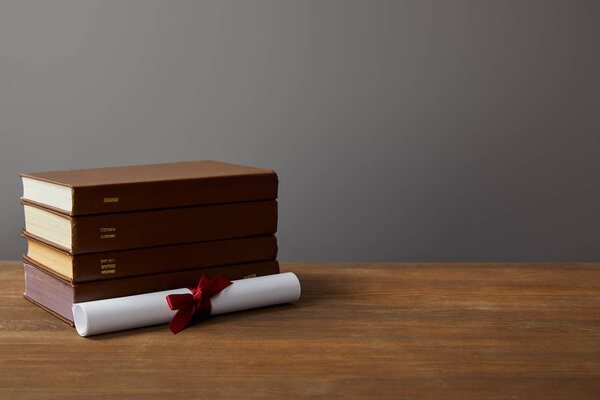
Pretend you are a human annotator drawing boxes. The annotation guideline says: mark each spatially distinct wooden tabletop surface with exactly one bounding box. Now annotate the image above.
[0,260,599,399]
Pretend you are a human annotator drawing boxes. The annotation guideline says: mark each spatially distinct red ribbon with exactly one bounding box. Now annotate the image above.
[165,275,232,334]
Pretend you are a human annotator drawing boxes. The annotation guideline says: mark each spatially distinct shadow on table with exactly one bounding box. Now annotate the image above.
[83,303,299,340]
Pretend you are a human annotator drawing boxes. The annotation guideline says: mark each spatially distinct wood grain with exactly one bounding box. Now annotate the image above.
[0,261,599,399]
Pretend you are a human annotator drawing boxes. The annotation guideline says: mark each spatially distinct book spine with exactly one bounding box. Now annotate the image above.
[70,200,277,254]
[72,235,278,282]
[73,261,280,303]
[71,173,278,215]
[23,262,75,324]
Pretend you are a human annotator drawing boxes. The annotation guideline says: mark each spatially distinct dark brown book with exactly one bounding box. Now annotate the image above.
[20,160,278,216]
[22,199,277,254]
[23,258,280,324]
[22,232,277,283]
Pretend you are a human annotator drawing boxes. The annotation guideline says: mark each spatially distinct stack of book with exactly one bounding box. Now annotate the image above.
[20,160,279,325]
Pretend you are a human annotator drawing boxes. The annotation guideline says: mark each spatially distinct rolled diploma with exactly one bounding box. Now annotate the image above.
[73,272,301,337]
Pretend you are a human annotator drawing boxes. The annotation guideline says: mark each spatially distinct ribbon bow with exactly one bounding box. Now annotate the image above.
[165,275,232,334]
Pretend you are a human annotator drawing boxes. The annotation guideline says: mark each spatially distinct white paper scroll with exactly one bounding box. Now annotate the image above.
[73,272,301,337]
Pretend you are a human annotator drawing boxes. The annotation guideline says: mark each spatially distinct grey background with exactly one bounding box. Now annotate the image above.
[1,0,598,261]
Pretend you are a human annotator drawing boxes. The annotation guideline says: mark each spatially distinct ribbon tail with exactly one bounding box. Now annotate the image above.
[166,293,193,310]
[169,306,195,334]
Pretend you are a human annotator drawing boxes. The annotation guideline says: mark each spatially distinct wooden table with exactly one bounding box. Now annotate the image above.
[1,261,599,399]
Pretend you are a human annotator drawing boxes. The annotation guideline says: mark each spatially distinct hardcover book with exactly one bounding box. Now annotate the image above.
[23,258,280,324]
[20,160,278,216]
[22,199,277,254]
[22,232,277,282]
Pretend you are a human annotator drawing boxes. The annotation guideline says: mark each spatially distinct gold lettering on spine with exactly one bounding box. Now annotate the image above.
[99,227,116,240]
[103,197,119,203]
[100,258,116,275]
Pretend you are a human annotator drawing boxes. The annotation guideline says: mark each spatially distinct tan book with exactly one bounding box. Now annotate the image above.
[23,231,277,282]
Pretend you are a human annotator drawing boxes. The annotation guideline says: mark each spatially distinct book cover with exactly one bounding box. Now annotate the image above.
[20,160,278,216]
[22,199,277,254]
[22,232,277,282]
[23,258,281,324]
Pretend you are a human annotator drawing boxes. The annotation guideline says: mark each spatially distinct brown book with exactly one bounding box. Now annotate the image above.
[20,160,278,216]
[22,199,277,254]
[22,232,277,283]
[23,258,280,324]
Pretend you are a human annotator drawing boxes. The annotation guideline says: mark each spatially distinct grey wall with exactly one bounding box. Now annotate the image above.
[1,0,599,261]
